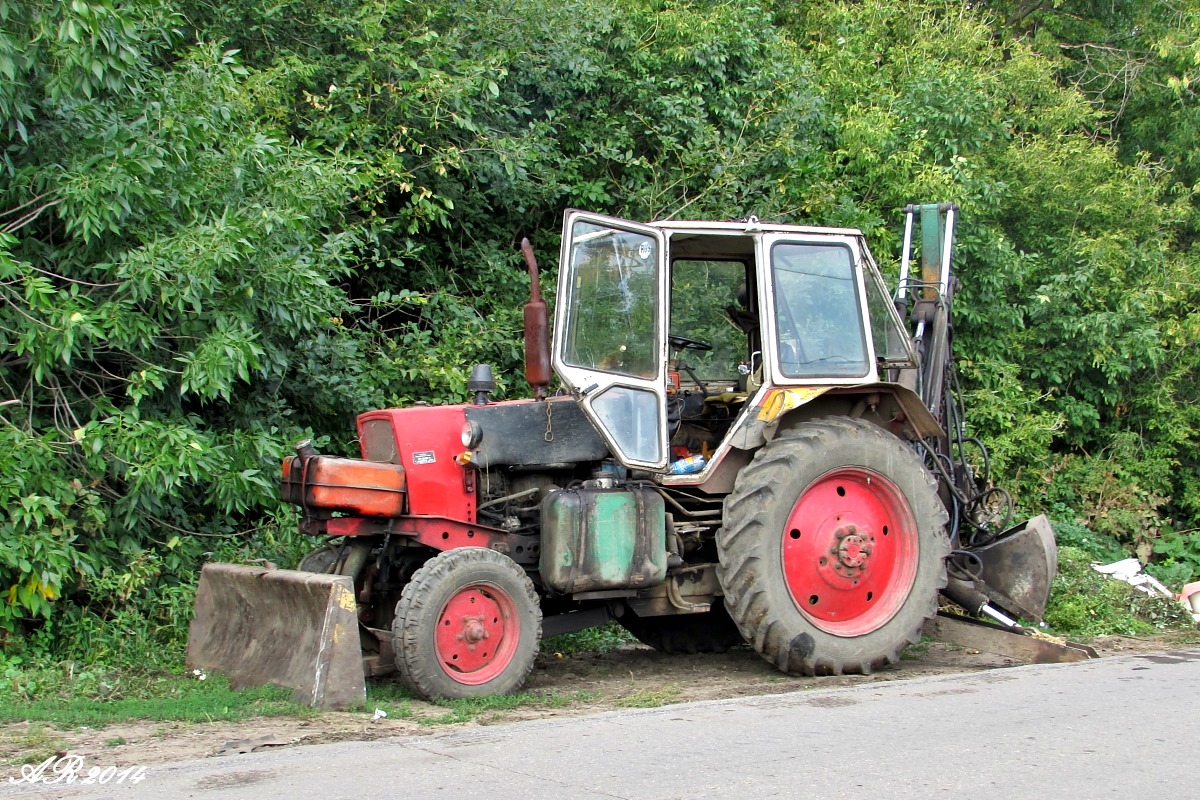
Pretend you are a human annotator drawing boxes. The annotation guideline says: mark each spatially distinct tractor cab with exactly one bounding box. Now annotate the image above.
[552,210,918,476]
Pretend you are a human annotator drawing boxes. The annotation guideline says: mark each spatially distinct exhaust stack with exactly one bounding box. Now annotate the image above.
[521,237,551,398]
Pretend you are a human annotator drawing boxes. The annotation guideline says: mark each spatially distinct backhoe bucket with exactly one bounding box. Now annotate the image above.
[187,563,366,709]
[969,514,1058,622]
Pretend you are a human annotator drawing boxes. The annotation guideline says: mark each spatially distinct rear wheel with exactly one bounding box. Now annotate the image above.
[393,547,541,699]
[618,600,744,654]
[717,417,949,675]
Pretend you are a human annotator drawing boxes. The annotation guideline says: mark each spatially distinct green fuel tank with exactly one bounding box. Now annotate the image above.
[539,486,668,594]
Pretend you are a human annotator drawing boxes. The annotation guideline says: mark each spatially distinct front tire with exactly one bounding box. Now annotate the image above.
[393,547,541,699]
[717,417,949,675]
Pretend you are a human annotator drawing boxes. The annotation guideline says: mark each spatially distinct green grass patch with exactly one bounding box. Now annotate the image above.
[614,685,681,708]
[0,673,310,727]
[899,636,933,660]
[420,690,599,725]
[417,691,546,725]
[542,621,636,655]
[363,682,600,726]
[1047,516,1130,564]
[362,682,415,721]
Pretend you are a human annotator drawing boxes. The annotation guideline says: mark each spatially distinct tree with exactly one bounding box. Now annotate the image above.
[0,1,358,638]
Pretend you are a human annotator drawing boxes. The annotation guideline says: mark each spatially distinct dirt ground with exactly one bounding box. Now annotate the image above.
[1,632,1188,771]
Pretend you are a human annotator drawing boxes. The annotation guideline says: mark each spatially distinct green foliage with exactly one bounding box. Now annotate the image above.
[1044,546,1195,636]
[1149,531,1200,588]
[1047,513,1129,564]
[0,2,355,638]
[1041,433,1172,561]
[3,0,1200,659]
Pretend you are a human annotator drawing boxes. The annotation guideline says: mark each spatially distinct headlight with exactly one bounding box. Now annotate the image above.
[460,420,483,448]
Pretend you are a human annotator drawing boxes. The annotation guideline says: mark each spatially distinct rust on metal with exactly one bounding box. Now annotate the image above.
[521,237,552,396]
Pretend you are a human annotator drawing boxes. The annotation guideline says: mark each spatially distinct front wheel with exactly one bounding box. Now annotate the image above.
[717,417,949,675]
[393,547,541,699]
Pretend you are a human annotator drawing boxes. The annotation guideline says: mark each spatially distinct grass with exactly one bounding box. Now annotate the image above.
[0,725,67,767]
[899,637,934,660]
[0,674,310,727]
[614,685,682,709]
[0,667,601,734]
[1043,546,1196,637]
[542,622,636,655]
[417,692,547,725]
[365,682,600,725]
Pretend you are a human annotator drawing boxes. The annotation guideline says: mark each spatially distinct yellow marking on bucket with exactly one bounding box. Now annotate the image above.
[335,587,357,612]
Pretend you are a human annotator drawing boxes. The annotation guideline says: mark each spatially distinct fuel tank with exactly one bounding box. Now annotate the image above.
[281,454,406,518]
[540,486,668,594]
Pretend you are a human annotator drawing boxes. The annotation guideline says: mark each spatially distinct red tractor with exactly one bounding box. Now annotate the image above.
[188,205,1061,706]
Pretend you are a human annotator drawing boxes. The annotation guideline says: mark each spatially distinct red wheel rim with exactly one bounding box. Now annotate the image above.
[433,582,520,685]
[780,467,919,636]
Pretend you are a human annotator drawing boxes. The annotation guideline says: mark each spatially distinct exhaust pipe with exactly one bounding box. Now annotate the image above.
[521,237,551,398]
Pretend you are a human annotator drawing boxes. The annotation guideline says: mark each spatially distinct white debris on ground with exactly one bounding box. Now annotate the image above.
[1093,558,1200,623]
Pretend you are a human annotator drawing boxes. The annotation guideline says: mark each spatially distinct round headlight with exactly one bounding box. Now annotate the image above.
[461,420,483,448]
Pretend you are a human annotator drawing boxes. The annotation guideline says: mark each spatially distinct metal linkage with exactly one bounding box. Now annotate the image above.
[897,203,1011,547]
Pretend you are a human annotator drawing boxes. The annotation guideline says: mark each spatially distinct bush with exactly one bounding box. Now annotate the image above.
[1044,546,1194,636]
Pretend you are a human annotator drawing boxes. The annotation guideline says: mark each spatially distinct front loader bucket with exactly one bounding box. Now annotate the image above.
[187,563,366,709]
[969,514,1058,623]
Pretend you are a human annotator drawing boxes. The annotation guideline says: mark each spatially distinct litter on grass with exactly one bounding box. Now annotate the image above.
[1093,558,1200,623]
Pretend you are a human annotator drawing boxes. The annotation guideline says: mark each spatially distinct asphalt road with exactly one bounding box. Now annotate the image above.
[9,648,1200,800]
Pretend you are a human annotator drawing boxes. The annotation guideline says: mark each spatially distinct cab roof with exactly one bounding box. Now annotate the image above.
[649,217,865,238]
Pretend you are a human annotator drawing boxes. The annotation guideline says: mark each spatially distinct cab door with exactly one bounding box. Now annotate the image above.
[552,211,669,471]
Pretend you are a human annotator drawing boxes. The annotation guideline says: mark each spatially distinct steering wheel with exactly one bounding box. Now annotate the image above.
[668,334,713,352]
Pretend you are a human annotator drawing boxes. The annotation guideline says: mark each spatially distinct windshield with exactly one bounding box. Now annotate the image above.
[771,242,869,378]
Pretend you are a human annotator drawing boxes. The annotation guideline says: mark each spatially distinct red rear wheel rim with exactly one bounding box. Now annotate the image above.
[433,582,520,685]
[780,468,919,636]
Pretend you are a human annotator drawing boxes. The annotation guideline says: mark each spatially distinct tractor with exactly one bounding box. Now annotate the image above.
[188,204,1063,707]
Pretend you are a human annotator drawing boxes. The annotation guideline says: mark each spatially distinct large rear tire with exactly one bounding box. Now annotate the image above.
[717,417,949,675]
[618,600,744,655]
[393,547,541,699]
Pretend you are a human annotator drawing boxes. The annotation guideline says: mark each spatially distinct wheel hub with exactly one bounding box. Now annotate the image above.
[833,526,873,571]
[460,618,488,646]
[434,585,517,683]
